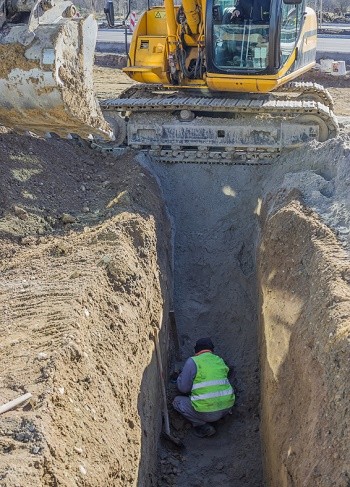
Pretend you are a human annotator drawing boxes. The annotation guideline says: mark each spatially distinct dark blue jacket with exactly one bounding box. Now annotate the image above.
[236,0,270,22]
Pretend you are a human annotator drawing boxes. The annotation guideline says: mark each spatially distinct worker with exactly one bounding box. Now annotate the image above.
[228,0,270,22]
[228,0,253,21]
[172,337,235,437]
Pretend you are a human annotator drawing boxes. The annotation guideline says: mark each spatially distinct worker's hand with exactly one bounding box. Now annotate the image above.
[231,9,240,18]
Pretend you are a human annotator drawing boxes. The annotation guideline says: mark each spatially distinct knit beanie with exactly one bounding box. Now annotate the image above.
[194,337,214,353]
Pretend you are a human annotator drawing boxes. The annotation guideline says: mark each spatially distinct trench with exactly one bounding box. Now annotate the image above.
[150,161,265,486]
[0,130,348,485]
[143,140,350,487]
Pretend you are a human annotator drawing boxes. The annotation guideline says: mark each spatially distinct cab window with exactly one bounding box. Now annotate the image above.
[280,1,304,64]
[212,0,271,71]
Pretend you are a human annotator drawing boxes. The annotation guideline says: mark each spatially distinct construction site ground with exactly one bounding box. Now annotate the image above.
[0,64,349,486]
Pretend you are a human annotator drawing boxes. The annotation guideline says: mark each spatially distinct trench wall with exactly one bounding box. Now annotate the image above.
[0,139,172,487]
[0,216,170,486]
[259,189,350,486]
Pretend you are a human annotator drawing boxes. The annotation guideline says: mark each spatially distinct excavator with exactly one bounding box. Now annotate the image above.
[0,0,338,163]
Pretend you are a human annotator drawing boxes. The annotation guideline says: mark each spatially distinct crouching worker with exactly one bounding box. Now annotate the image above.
[172,337,235,437]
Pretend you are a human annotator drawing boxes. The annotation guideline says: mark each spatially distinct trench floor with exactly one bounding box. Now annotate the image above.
[151,161,265,486]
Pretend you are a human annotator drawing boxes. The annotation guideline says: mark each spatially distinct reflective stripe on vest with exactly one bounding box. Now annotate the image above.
[191,352,235,413]
[192,378,231,390]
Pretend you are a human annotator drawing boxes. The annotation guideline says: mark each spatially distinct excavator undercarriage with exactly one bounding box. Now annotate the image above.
[98,81,338,164]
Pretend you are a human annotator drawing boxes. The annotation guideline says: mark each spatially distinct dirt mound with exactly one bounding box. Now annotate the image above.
[301,71,350,89]
[95,54,128,69]
[259,137,350,486]
[0,134,172,486]
[260,193,350,486]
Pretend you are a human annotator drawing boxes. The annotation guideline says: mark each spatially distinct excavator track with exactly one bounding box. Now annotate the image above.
[118,81,334,110]
[275,81,334,111]
[100,90,338,165]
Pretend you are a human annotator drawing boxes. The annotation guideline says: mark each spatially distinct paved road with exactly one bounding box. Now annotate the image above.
[97,29,350,55]
[98,29,131,42]
[317,36,350,53]
[320,22,350,30]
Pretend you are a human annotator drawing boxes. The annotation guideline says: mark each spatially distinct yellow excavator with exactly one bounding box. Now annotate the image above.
[0,0,338,163]
[100,0,338,163]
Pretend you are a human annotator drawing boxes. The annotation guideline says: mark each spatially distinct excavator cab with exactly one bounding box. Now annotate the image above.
[124,0,316,94]
[212,12,270,71]
[206,0,313,92]
[211,0,305,73]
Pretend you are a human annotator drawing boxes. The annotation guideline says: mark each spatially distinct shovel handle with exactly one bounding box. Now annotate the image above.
[0,393,32,415]
[153,328,171,436]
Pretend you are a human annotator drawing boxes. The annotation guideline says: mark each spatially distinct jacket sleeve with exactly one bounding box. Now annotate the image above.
[176,358,197,394]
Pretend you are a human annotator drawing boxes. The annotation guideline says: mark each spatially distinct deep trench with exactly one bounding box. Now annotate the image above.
[150,161,265,486]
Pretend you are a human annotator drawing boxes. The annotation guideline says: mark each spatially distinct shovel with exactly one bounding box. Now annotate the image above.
[153,312,184,448]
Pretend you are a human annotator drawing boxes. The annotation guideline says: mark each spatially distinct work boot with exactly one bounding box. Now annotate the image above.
[193,423,216,438]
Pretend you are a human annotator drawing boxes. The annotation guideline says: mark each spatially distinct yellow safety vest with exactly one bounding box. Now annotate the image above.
[191,352,235,413]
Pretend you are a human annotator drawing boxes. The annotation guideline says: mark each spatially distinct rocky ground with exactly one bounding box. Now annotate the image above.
[0,66,349,487]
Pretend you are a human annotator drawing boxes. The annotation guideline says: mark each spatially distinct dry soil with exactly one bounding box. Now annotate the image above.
[0,67,349,487]
[0,136,172,486]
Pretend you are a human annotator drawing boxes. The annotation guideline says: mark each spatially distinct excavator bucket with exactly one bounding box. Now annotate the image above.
[0,0,112,139]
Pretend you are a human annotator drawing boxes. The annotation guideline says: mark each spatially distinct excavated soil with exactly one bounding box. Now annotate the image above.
[0,135,172,486]
[259,138,350,486]
[0,68,349,487]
